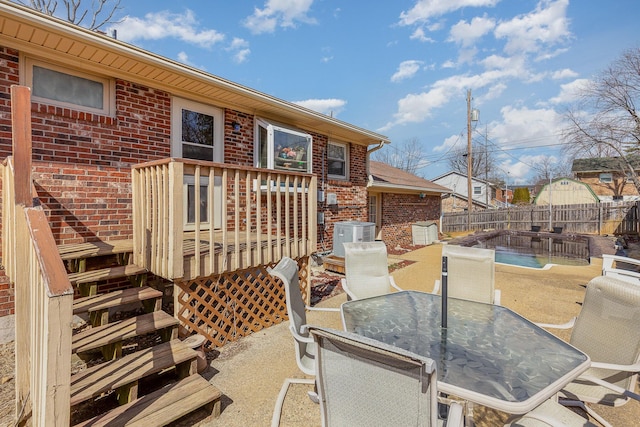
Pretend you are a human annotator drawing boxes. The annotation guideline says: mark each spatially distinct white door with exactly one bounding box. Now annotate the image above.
[172,98,224,229]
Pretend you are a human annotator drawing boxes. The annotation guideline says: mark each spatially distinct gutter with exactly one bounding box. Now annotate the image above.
[365,140,387,183]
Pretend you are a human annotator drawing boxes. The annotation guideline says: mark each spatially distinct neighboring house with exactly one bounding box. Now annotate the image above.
[572,156,640,202]
[432,171,494,212]
[0,4,389,333]
[367,161,449,246]
[534,177,599,205]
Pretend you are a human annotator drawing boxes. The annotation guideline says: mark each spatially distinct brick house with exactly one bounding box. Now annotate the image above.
[367,161,448,246]
[0,3,399,337]
[572,157,640,202]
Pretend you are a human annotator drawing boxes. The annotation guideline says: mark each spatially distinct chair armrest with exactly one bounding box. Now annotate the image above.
[305,305,340,312]
[590,360,640,373]
[493,289,501,305]
[340,278,358,301]
[389,276,403,292]
[432,279,440,295]
[535,317,576,330]
[293,325,315,343]
[446,401,465,427]
[578,374,640,402]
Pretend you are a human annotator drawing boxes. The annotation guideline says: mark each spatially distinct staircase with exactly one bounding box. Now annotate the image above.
[59,240,222,426]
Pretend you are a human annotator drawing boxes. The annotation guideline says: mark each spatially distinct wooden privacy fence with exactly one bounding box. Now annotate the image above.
[2,87,74,426]
[442,201,640,235]
[131,158,317,281]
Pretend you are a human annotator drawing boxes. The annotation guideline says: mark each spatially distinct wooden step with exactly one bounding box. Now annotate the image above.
[323,255,345,274]
[69,265,147,286]
[73,374,222,427]
[72,311,179,359]
[70,339,197,407]
[73,286,162,326]
[59,239,134,261]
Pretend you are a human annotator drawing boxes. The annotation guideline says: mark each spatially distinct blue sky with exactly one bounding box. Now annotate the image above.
[102,1,640,184]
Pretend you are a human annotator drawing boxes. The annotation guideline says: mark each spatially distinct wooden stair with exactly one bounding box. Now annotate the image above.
[61,240,222,426]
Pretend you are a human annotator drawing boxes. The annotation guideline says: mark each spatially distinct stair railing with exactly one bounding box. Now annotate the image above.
[2,86,73,426]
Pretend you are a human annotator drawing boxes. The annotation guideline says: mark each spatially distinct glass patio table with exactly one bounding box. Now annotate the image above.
[340,290,590,415]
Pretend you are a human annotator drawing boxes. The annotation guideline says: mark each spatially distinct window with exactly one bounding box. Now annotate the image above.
[599,173,613,183]
[24,57,114,116]
[255,119,312,173]
[172,98,223,161]
[327,141,348,179]
[473,186,482,195]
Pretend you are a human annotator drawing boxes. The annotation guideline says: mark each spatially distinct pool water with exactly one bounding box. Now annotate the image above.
[495,250,589,269]
[473,234,590,269]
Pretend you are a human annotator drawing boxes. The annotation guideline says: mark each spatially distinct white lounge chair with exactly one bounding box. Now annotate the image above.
[433,245,501,304]
[340,241,402,300]
[601,253,640,284]
[309,326,464,426]
[534,275,640,427]
[268,257,340,427]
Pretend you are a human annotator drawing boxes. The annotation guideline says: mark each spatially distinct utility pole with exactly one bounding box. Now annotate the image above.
[467,89,472,231]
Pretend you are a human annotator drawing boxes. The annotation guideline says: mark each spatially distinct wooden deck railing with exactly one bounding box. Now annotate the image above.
[131,158,317,280]
[2,86,74,426]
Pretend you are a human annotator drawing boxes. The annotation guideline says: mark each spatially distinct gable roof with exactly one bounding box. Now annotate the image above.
[430,170,493,186]
[572,156,640,173]
[369,161,450,194]
[0,1,389,147]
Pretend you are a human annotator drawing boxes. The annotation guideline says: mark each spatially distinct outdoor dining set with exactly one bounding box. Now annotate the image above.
[269,242,640,427]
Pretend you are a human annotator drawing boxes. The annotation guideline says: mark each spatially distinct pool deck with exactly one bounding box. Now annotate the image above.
[192,239,639,426]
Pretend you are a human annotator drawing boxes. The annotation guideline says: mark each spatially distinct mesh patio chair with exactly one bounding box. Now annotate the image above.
[340,241,402,300]
[533,275,640,427]
[505,398,598,426]
[601,254,640,284]
[309,326,464,427]
[268,257,340,427]
[433,244,500,304]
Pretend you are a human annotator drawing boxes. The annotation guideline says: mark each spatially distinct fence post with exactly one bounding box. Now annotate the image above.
[598,204,603,236]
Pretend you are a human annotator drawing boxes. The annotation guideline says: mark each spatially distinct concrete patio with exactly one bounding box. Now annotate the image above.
[198,242,640,427]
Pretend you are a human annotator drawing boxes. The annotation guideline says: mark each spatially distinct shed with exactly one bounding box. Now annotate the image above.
[533,178,599,205]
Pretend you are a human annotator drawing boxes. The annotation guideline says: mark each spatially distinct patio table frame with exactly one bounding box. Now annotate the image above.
[340,290,590,415]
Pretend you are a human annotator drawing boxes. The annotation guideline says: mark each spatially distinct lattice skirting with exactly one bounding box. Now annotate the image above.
[175,256,310,348]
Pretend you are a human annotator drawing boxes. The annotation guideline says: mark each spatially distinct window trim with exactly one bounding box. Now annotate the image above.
[327,140,349,180]
[599,173,613,183]
[171,97,224,161]
[22,56,115,116]
[254,118,313,173]
[473,185,482,195]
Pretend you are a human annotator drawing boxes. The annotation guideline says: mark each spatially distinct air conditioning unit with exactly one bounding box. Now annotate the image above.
[332,221,376,257]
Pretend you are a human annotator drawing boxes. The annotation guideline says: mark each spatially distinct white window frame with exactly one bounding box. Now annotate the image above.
[599,173,613,183]
[473,185,482,195]
[22,56,115,116]
[327,140,349,180]
[255,118,312,173]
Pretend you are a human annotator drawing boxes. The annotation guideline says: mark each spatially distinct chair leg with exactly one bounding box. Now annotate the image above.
[560,399,613,427]
[271,378,316,427]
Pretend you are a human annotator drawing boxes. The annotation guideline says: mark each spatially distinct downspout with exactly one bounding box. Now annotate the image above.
[366,140,387,182]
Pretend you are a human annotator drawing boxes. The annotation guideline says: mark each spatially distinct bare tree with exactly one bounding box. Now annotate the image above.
[562,47,640,192]
[447,141,495,180]
[17,0,122,30]
[372,137,428,175]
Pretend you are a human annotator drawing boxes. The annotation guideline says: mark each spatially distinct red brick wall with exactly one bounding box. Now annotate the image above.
[379,193,441,248]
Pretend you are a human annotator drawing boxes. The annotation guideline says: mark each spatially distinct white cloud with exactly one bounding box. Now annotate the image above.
[399,0,501,26]
[489,105,564,152]
[293,98,346,116]
[227,38,251,63]
[448,15,496,47]
[244,0,316,34]
[494,0,571,55]
[551,68,578,79]
[549,78,589,104]
[409,27,434,42]
[391,60,424,82]
[111,10,225,48]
